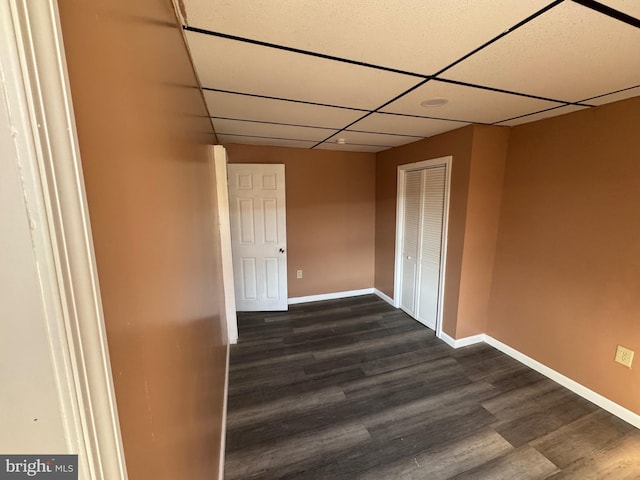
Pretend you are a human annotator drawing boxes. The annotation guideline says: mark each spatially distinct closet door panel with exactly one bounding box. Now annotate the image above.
[416,165,446,329]
[399,170,422,315]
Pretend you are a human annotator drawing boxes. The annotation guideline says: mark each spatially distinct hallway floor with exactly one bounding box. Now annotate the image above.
[224,295,640,479]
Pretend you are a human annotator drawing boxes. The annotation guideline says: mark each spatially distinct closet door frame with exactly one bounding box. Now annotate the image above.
[394,156,452,339]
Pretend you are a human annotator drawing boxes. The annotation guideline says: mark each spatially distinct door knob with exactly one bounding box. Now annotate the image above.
[279,248,285,253]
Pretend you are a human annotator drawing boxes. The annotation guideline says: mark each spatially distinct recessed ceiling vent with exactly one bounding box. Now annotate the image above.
[421,98,448,108]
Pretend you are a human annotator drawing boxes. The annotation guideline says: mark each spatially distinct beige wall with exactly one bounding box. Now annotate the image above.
[59,1,228,479]
[456,126,510,337]
[487,97,640,415]
[225,143,376,298]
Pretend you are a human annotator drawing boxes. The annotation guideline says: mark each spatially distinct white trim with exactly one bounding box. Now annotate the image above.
[210,146,238,344]
[217,344,230,480]
[440,332,640,428]
[484,336,640,429]
[439,332,457,348]
[440,332,486,348]
[374,288,395,306]
[242,272,640,429]
[5,1,127,478]
[288,288,374,305]
[394,156,452,339]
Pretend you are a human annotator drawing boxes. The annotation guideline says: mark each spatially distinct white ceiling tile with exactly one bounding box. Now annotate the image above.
[326,131,420,148]
[218,135,316,149]
[381,81,560,124]
[315,143,387,153]
[204,90,365,128]
[444,2,640,102]
[583,86,640,106]
[350,113,467,137]
[495,105,588,126]
[184,0,639,151]
[185,32,419,110]
[213,118,335,142]
[182,0,555,74]
[598,0,640,18]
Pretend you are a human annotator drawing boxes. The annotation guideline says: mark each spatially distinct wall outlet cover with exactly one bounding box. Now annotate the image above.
[615,345,634,368]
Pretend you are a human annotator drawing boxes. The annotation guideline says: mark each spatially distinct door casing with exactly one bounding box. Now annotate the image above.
[209,146,238,343]
[1,1,127,477]
[394,156,452,339]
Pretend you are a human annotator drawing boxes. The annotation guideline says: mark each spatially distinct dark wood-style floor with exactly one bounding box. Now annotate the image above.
[224,295,640,480]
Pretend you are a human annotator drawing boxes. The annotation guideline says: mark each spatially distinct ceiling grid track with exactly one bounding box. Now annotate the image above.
[180,0,640,151]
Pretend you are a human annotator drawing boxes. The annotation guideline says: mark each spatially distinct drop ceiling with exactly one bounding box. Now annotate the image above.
[178,0,640,152]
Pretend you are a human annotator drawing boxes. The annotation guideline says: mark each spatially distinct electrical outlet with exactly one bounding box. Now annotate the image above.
[614,345,634,368]
[296,269,303,279]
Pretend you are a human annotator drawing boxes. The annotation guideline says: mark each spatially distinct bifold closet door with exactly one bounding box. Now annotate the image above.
[416,166,446,329]
[399,170,422,316]
[399,165,446,330]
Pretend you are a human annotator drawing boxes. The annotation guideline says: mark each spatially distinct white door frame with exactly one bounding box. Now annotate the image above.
[2,1,127,478]
[394,156,452,340]
[208,146,234,479]
[209,146,238,344]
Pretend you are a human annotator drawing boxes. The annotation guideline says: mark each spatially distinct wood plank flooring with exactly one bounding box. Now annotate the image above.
[224,295,640,480]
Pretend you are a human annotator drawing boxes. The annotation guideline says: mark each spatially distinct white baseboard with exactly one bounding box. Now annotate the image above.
[440,331,486,348]
[285,289,640,429]
[373,288,395,306]
[439,331,457,348]
[218,344,230,479]
[438,332,640,429]
[484,335,640,430]
[288,288,374,305]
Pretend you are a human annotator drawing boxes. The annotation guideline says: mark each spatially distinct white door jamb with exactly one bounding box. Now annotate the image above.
[4,1,128,478]
[209,145,238,344]
[394,156,452,340]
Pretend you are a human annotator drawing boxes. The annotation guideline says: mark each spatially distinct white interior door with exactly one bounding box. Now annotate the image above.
[227,164,288,311]
[396,158,450,333]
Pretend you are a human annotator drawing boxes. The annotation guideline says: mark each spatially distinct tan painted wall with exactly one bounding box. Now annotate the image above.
[455,126,509,337]
[375,126,475,336]
[59,1,228,479]
[487,97,640,415]
[225,144,376,298]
